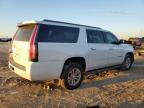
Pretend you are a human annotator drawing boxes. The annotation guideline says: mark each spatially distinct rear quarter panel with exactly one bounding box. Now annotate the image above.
[37,27,89,79]
[37,43,89,80]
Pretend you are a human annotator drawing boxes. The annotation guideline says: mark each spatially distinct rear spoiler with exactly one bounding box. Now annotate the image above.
[17,20,39,27]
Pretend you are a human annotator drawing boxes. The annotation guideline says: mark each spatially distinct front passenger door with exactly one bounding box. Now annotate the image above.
[104,32,124,66]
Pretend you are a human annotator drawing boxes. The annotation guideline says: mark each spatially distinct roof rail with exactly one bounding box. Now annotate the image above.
[43,19,102,29]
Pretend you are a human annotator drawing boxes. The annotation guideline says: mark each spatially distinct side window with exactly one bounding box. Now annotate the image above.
[87,29,105,43]
[104,32,119,43]
[38,25,79,43]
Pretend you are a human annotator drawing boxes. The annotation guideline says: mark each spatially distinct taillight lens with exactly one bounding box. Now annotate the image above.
[29,25,38,61]
[29,44,37,60]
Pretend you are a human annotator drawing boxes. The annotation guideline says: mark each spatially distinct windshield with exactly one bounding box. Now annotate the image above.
[14,24,35,41]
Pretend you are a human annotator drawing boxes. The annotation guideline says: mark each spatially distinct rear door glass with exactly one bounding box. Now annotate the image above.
[14,25,35,41]
[38,24,79,43]
[86,29,105,43]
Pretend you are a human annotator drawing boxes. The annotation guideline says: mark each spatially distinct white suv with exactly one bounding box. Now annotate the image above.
[9,20,134,90]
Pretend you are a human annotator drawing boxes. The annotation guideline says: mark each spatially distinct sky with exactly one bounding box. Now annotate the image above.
[0,0,144,39]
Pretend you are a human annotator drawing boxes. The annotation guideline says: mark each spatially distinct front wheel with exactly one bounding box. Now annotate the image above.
[60,63,84,90]
[120,54,133,70]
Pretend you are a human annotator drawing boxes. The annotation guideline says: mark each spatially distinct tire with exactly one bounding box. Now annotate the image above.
[60,62,84,90]
[120,54,133,70]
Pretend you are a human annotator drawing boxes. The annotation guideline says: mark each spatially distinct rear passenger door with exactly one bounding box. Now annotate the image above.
[87,29,109,70]
[104,32,124,66]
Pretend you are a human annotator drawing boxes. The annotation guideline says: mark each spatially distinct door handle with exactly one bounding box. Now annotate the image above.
[90,48,96,50]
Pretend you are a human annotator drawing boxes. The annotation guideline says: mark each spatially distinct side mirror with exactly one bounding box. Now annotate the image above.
[112,41,121,45]
[120,39,125,43]
[119,39,132,44]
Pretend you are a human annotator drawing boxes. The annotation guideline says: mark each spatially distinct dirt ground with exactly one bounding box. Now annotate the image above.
[0,42,144,108]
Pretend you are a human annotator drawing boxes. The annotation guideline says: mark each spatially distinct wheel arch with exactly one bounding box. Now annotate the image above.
[60,57,86,79]
[126,52,134,63]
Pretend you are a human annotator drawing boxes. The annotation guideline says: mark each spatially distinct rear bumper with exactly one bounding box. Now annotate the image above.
[9,57,26,71]
[9,62,32,80]
[9,60,64,81]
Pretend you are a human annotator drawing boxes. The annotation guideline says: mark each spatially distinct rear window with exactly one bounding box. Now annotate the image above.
[14,25,35,41]
[38,25,79,43]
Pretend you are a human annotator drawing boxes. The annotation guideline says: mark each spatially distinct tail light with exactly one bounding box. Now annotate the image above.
[29,25,38,62]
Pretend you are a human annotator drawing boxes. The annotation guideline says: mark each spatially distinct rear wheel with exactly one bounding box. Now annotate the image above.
[120,54,133,70]
[60,63,84,90]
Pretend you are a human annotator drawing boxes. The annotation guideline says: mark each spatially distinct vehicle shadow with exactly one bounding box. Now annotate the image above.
[79,68,144,90]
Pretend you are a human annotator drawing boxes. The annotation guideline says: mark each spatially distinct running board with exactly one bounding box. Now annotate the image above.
[85,65,120,75]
